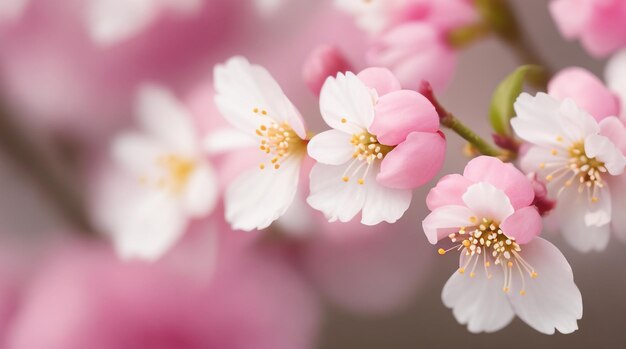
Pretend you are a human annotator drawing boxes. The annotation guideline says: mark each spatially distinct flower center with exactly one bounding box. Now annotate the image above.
[140,154,196,195]
[254,115,305,170]
[341,131,393,185]
[438,217,537,295]
[541,139,607,203]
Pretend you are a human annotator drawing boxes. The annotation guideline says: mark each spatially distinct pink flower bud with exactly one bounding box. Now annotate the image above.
[302,45,352,96]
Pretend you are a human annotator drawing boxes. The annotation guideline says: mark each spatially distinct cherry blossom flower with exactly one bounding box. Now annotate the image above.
[307,67,445,225]
[95,84,218,260]
[511,92,626,252]
[423,156,582,334]
[213,56,309,231]
[549,0,626,58]
[85,0,202,45]
[302,45,352,97]
[336,0,477,91]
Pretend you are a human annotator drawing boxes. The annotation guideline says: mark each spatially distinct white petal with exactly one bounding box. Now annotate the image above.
[225,156,301,231]
[609,175,626,242]
[507,238,582,335]
[111,132,166,175]
[361,164,412,225]
[584,134,626,175]
[182,162,218,217]
[422,205,475,244]
[605,49,626,120]
[555,187,611,252]
[583,182,611,227]
[319,71,375,133]
[203,128,256,155]
[307,130,354,165]
[512,93,598,147]
[115,190,187,261]
[462,182,514,222]
[214,56,306,138]
[519,145,568,182]
[135,84,197,155]
[442,253,515,333]
[307,162,367,223]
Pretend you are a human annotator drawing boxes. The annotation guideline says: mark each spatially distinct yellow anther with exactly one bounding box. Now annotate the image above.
[556,136,563,142]
[551,149,558,156]
[531,271,538,279]
[507,261,513,268]
[458,268,465,274]
[253,108,259,113]
[438,248,446,255]
[546,175,554,181]
[503,287,510,293]
[341,118,347,123]
[259,164,265,170]
[274,164,280,169]
[261,110,267,115]
[469,216,478,223]
[520,290,526,296]
[470,272,476,278]
[591,196,599,203]
[342,176,349,182]
[357,178,365,185]
[462,240,471,247]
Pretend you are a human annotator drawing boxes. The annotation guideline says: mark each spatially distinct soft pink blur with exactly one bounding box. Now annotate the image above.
[549,0,626,58]
[7,231,320,349]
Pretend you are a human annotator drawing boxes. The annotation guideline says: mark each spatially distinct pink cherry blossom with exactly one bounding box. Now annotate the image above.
[307,67,445,225]
[423,156,582,334]
[512,92,626,252]
[549,0,626,58]
[213,56,309,231]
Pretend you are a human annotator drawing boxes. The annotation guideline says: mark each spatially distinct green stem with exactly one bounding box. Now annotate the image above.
[420,82,507,159]
[440,114,502,157]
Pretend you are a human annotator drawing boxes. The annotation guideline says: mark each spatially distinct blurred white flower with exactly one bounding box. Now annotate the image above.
[99,84,217,261]
[85,0,202,45]
[213,56,308,231]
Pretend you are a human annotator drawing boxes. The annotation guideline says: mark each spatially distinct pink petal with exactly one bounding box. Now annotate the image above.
[500,206,543,244]
[548,67,619,122]
[370,89,439,145]
[463,156,534,210]
[302,45,352,97]
[599,116,626,155]
[366,23,456,92]
[426,174,473,211]
[356,67,401,96]
[548,0,592,38]
[377,131,446,189]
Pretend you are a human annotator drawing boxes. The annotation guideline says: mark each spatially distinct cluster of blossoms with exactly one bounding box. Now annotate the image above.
[6,0,626,343]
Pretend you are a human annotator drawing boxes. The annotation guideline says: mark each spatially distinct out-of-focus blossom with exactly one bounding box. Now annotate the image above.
[85,0,202,45]
[549,0,626,58]
[307,67,445,225]
[335,0,477,91]
[302,45,352,97]
[213,56,309,231]
[423,156,582,334]
[95,84,217,261]
[0,0,250,143]
[367,23,456,91]
[7,236,320,349]
[0,0,29,22]
[335,0,476,36]
[548,67,620,122]
[512,92,626,252]
[605,49,626,121]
